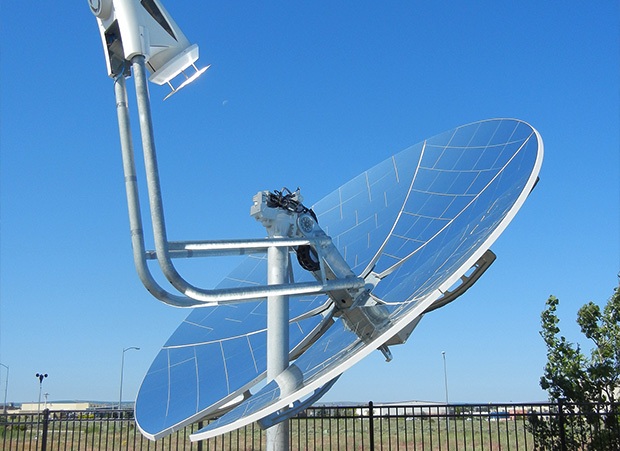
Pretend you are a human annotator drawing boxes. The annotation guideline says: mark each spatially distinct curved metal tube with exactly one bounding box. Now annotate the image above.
[114,74,203,307]
[122,56,364,305]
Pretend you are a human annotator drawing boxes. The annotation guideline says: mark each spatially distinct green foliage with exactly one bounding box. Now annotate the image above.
[540,285,620,405]
[529,283,620,450]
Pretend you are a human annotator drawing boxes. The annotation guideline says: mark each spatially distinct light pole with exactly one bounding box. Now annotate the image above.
[442,351,449,428]
[441,351,449,405]
[0,363,8,415]
[35,373,48,413]
[119,347,140,413]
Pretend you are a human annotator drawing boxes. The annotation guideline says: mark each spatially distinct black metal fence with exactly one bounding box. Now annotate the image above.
[1,401,618,450]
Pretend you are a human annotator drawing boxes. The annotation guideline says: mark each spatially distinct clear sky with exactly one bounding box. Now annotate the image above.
[1,2,618,407]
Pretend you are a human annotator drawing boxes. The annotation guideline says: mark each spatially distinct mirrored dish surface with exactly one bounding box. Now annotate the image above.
[136,118,543,441]
[135,290,331,439]
[137,259,332,438]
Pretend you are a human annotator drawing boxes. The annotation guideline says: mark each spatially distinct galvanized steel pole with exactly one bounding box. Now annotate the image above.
[266,245,290,451]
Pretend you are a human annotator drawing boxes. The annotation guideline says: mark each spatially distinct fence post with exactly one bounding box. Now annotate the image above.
[40,408,50,451]
[197,421,203,451]
[558,399,567,451]
[368,401,374,451]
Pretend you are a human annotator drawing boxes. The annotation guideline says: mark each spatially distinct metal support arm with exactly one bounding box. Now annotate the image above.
[112,56,364,307]
[115,74,198,307]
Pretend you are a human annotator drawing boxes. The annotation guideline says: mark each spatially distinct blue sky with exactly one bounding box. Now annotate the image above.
[1,2,618,407]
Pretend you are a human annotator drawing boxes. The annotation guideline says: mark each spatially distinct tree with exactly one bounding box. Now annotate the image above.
[529,283,620,450]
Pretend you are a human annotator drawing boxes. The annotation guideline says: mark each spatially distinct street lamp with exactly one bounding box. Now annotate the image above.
[0,363,8,415]
[35,373,48,413]
[442,351,449,429]
[441,351,449,405]
[119,347,140,412]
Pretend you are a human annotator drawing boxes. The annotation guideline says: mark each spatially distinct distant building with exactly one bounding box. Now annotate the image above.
[1,403,19,414]
[20,402,94,412]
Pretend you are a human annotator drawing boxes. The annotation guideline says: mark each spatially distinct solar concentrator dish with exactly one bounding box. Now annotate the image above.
[134,118,543,440]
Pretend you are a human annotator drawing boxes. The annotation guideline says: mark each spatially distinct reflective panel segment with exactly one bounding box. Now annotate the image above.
[136,301,328,439]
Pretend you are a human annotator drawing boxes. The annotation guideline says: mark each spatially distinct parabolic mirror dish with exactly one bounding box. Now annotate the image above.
[134,118,543,440]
